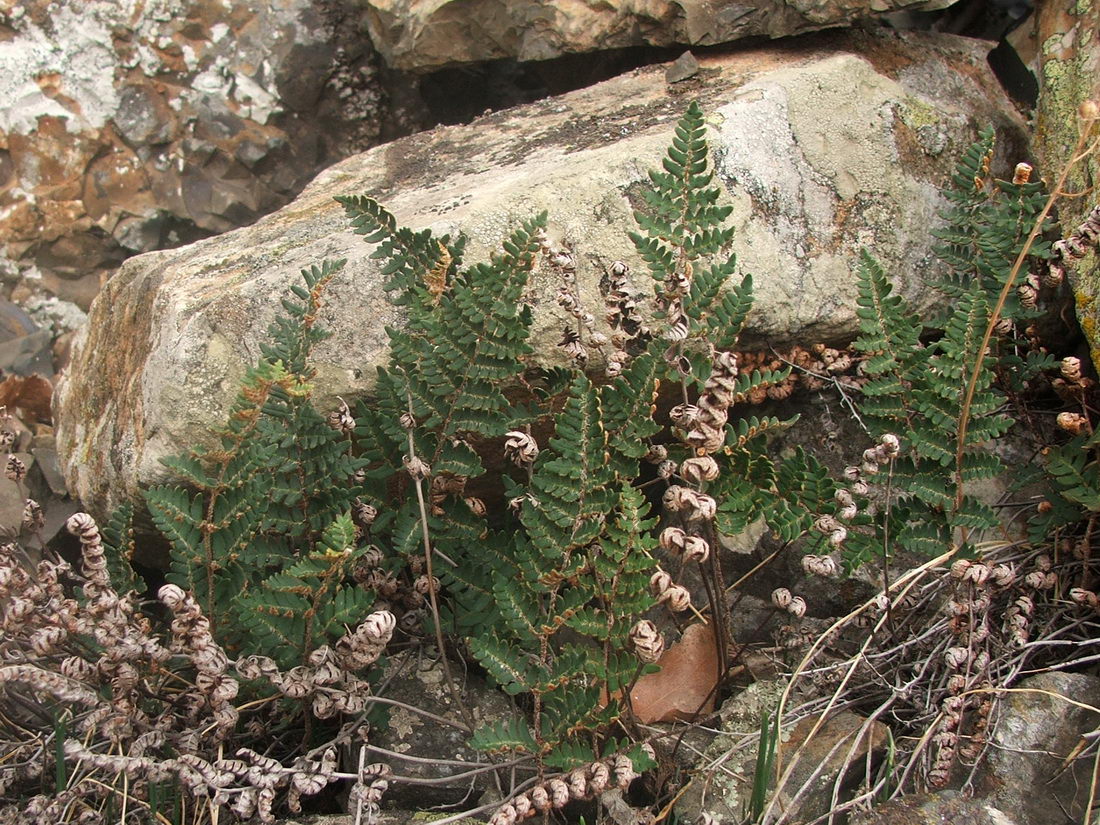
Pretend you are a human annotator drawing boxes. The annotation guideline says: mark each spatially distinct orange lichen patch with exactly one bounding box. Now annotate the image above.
[5,118,94,199]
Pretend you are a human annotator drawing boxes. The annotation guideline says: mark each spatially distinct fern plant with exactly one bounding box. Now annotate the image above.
[845,129,1054,563]
[337,195,662,770]
[139,101,976,780]
[331,101,814,773]
[146,260,376,668]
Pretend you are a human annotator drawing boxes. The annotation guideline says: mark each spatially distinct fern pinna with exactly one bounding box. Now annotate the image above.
[848,129,1053,561]
[146,261,376,668]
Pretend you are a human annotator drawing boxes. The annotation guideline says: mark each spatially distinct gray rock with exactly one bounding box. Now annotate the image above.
[0,331,52,379]
[0,301,38,342]
[114,85,176,147]
[366,656,512,807]
[665,51,701,83]
[0,0,383,309]
[979,671,1100,825]
[55,29,1025,519]
[678,681,889,824]
[363,0,959,72]
[850,792,1019,825]
[22,296,88,338]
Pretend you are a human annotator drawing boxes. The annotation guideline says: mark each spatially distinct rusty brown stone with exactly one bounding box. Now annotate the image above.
[363,0,959,72]
[0,0,383,309]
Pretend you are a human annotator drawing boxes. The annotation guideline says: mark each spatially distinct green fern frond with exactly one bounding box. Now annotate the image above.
[1046,437,1100,510]
[336,195,463,311]
[523,374,617,561]
[467,633,533,696]
[100,502,141,595]
[932,126,1050,318]
[729,368,793,405]
[704,272,754,350]
[628,101,734,285]
[260,259,345,374]
[469,717,538,755]
[728,415,793,449]
[948,496,1000,531]
[602,345,662,475]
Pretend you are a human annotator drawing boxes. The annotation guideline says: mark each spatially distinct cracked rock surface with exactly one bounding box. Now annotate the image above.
[363,0,959,72]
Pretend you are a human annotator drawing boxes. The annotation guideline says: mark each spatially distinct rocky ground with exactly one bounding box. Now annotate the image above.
[3,1,1099,823]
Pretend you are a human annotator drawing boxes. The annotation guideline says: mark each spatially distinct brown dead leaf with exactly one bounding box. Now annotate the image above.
[629,621,719,723]
[0,374,53,424]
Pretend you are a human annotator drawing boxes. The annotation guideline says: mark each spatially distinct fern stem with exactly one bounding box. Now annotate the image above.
[699,515,728,678]
[534,636,547,780]
[404,392,476,733]
[881,457,896,637]
[409,451,475,733]
[356,695,477,730]
[953,122,1099,541]
[1082,513,1095,591]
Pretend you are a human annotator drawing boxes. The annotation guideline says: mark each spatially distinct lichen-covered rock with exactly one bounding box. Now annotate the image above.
[366,658,513,807]
[978,671,1100,825]
[1033,0,1100,371]
[363,0,958,72]
[678,680,888,824]
[55,29,1025,519]
[0,0,382,308]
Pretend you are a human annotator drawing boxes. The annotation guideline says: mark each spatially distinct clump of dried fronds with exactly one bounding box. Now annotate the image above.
[754,539,1099,822]
[0,514,395,823]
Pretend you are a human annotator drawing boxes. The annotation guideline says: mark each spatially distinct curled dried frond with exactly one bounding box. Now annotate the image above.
[669,403,700,429]
[682,535,710,563]
[21,499,43,533]
[504,431,539,466]
[680,455,719,484]
[487,750,649,825]
[802,554,838,577]
[327,397,356,433]
[4,455,25,483]
[1049,203,1100,286]
[1057,412,1090,435]
[559,327,588,365]
[403,454,431,480]
[630,620,665,663]
[662,486,717,520]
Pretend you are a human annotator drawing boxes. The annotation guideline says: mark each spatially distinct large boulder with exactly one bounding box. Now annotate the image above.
[55,28,1026,519]
[363,0,958,72]
[0,0,382,308]
[850,793,1019,825]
